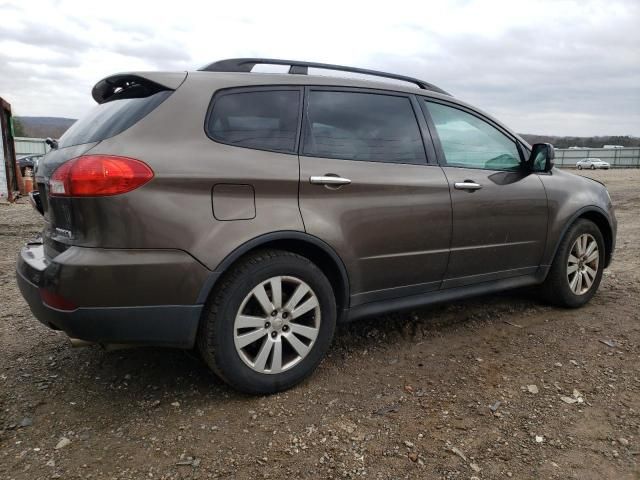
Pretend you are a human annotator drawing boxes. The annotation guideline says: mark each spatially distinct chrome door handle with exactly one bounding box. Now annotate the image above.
[454,181,482,191]
[309,175,352,186]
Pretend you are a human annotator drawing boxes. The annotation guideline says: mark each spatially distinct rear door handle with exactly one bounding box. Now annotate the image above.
[454,181,482,191]
[309,175,352,186]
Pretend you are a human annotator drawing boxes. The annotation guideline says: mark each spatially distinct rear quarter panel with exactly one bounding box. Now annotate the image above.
[71,73,304,270]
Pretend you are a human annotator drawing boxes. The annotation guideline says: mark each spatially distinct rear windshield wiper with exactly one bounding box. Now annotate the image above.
[45,137,58,150]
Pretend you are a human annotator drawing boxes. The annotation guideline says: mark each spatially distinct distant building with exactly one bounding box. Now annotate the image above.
[14,137,49,157]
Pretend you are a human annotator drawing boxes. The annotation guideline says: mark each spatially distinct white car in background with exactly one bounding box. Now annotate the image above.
[576,158,611,170]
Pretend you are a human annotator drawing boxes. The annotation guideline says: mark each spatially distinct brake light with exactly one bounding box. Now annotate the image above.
[49,155,154,197]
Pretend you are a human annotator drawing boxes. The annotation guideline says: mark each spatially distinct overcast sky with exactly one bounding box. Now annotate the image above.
[0,0,638,136]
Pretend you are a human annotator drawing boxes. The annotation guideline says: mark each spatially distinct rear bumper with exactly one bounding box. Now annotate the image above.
[16,243,206,348]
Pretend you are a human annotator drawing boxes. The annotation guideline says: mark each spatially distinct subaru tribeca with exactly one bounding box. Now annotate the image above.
[17,58,617,394]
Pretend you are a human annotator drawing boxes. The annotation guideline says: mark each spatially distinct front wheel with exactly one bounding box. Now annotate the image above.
[541,219,605,308]
[590,165,596,170]
[577,165,582,170]
[198,250,336,394]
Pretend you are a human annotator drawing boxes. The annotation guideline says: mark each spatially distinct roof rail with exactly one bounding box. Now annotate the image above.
[198,58,450,95]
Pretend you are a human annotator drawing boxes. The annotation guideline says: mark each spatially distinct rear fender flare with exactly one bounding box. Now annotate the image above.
[196,231,350,312]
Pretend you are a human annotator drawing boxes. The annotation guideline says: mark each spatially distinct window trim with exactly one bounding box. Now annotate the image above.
[300,86,431,166]
[204,85,304,155]
[419,97,526,172]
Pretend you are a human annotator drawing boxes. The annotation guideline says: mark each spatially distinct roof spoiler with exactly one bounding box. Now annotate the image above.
[91,72,187,104]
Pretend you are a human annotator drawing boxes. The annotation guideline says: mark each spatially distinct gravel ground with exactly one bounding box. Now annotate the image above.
[1,169,639,480]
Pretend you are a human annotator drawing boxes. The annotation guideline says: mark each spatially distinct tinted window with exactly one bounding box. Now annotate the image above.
[58,90,172,148]
[425,101,521,170]
[303,91,425,163]
[207,90,300,153]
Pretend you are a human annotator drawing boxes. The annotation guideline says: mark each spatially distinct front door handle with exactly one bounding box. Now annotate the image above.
[454,181,482,191]
[309,175,352,186]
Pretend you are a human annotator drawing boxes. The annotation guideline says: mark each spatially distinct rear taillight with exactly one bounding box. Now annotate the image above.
[49,155,154,197]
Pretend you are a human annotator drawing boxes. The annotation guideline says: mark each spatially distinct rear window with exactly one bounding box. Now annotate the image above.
[206,89,300,154]
[57,90,171,148]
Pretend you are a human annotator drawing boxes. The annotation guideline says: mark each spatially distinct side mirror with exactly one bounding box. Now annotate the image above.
[528,143,555,172]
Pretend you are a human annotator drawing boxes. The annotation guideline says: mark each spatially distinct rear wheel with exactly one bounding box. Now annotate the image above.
[590,165,596,170]
[198,250,336,394]
[541,219,605,308]
[577,165,582,170]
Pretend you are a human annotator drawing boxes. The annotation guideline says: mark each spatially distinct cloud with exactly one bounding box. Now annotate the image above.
[369,4,640,135]
[0,0,638,135]
[110,42,192,68]
[0,21,94,53]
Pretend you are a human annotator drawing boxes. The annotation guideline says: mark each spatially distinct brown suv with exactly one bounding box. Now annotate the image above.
[17,58,616,394]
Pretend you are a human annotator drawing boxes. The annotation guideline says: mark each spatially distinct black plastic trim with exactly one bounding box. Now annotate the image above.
[199,58,451,95]
[92,74,172,104]
[410,95,439,166]
[441,266,538,289]
[16,269,201,348]
[196,230,351,306]
[347,271,545,321]
[546,205,615,269]
[350,279,441,307]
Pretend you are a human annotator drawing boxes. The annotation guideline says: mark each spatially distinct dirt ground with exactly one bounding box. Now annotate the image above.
[1,169,638,480]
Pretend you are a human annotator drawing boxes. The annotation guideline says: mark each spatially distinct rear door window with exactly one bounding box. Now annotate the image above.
[206,89,301,154]
[58,90,172,148]
[302,90,426,164]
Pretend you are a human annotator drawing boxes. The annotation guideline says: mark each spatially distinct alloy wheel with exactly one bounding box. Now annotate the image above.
[233,276,321,374]
[567,233,599,295]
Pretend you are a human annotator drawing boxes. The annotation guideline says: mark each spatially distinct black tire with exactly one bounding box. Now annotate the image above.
[577,165,582,170]
[197,249,336,394]
[590,165,596,170]
[541,219,605,308]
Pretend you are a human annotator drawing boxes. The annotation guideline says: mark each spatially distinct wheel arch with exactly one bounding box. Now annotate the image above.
[196,231,350,319]
[550,206,614,269]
